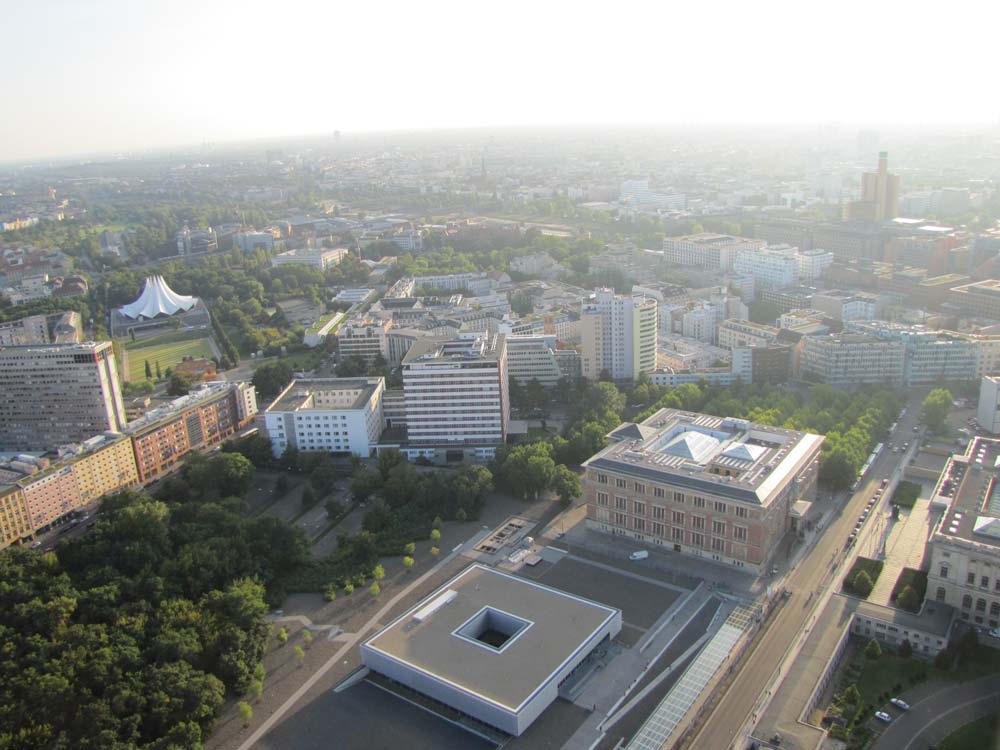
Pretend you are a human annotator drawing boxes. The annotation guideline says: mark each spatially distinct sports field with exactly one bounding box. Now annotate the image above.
[123,331,215,382]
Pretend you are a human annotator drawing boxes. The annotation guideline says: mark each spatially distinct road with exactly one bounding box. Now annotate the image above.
[688,398,924,750]
[872,674,1000,750]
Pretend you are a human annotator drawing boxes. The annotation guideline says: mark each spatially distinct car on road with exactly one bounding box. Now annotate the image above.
[989,627,1000,639]
[912,425,920,432]
[881,478,889,486]
[629,550,649,561]
[30,540,42,548]
[875,711,892,722]
[890,698,910,710]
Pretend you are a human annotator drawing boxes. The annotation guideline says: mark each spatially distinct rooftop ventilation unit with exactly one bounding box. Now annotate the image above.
[413,589,458,623]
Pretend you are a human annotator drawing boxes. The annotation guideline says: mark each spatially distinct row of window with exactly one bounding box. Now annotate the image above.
[601,508,748,542]
[595,476,750,517]
[939,564,1000,593]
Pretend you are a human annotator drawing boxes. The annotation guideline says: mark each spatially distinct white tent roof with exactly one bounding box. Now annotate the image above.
[118,276,198,320]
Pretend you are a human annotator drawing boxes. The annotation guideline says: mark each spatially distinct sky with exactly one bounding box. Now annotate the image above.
[3,0,998,162]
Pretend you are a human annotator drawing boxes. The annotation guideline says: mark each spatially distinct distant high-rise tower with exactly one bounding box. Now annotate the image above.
[846,151,900,222]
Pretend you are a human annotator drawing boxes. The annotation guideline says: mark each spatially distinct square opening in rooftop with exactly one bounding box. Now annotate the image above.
[455,607,532,652]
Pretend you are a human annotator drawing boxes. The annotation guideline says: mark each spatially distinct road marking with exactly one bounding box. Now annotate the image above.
[901,692,1000,750]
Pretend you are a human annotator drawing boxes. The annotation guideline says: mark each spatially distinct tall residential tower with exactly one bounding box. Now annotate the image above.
[580,288,657,381]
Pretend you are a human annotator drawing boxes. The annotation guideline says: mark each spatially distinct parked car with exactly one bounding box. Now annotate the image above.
[629,550,649,561]
[988,627,1000,639]
[890,698,910,711]
[875,711,892,722]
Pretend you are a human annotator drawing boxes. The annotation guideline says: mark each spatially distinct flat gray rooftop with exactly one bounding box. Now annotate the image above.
[363,564,619,711]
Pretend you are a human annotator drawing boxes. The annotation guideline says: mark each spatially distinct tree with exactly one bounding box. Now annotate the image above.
[369,581,381,596]
[896,585,920,612]
[336,355,368,377]
[430,528,441,543]
[252,360,294,399]
[403,555,414,570]
[276,627,289,645]
[213,452,254,497]
[301,485,317,509]
[167,371,195,396]
[842,684,861,706]
[248,679,263,702]
[899,639,913,659]
[155,360,162,379]
[851,569,874,597]
[404,542,416,555]
[325,497,343,519]
[276,475,290,494]
[343,583,354,595]
[302,630,313,648]
[145,359,153,379]
[922,388,952,433]
[293,645,305,666]
[864,638,883,660]
[324,584,337,601]
[430,546,440,557]
[238,701,253,727]
[372,564,385,581]
[350,468,381,503]
[551,464,582,505]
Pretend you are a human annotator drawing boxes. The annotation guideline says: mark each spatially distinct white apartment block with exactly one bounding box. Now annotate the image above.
[0,342,126,451]
[662,234,765,272]
[798,334,905,386]
[733,246,800,291]
[263,378,384,458]
[510,253,563,279]
[716,320,780,350]
[580,288,657,382]
[401,333,509,457]
[979,376,1000,435]
[271,247,348,270]
[336,317,392,365]
[413,272,501,296]
[812,290,878,322]
[505,336,563,387]
[796,249,835,281]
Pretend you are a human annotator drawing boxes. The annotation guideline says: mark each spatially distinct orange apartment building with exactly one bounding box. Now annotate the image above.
[0,486,32,548]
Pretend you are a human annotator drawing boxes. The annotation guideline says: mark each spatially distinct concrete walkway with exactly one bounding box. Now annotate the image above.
[870,498,932,606]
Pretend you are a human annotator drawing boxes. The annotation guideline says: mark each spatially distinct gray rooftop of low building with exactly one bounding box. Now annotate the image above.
[362,564,618,712]
[268,378,380,413]
[852,598,956,637]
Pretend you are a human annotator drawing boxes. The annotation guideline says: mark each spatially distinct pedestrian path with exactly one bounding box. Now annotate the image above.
[870,497,932,606]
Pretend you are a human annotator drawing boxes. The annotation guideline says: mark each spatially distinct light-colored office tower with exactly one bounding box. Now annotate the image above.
[580,288,657,382]
[582,409,824,573]
[0,342,126,451]
[262,378,385,458]
[851,151,900,221]
[401,333,508,458]
[505,336,564,387]
[978,376,1000,435]
[336,316,393,365]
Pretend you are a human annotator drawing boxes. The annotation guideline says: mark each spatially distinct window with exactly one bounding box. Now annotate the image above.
[597,473,608,485]
[691,533,705,548]
[962,595,973,609]
[693,496,706,508]
[597,492,609,507]
[977,598,987,612]
[615,496,627,510]
[634,483,646,494]
[940,565,949,578]
[983,576,990,589]
[714,501,727,514]
[734,526,748,542]
[634,518,645,532]
[712,520,726,537]
[633,501,646,516]
[691,516,705,530]
[735,506,748,518]
[968,572,976,585]
[652,506,666,520]
[712,538,725,552]
[936,587,946,601]
[616,478,627,489]
[673,491,685,503]
[992,603,1000,617]
[614,512,627,526]
[672,511,685,525]
[654,487,665,498]
[652,522,665,537]
[672,527,684,542]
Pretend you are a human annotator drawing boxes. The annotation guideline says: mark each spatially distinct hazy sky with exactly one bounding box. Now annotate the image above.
[3,0,998,161]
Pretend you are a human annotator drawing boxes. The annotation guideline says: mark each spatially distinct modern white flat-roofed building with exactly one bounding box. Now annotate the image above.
[271,247,348,270]
[979,376,1000,435]
[505,335,563,386]
[582,409,824,573]
[262,378,384,457]
[662,233,765,271]
[580,288,657,382]
[361,564,621,736]
[400,333,508,459]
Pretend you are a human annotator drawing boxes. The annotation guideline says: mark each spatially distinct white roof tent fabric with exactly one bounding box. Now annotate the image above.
[118,276,198,320]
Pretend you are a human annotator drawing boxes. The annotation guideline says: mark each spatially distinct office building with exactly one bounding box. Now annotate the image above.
[232,230,276,252]
[662,234,765,271]
[336,316,392,365]
[733,246,800,291]
[582,409,824,573]
[798,334,905,386]
[948,280,1000,321]
[0,311,82,345]
[262,378,384,458]
[926,437,1000,629]
[400,333,508,460]
[271,247,348,270]
[978,376,1000,435]
[0,342,126,451]
[0,486,32,549]
[362,564,621,736]
[812,290,878,322]
[505,336,563,387]
[846,152,900,222]
[580,288,657,381]
[126,382,257,482]
[717,320,780,350]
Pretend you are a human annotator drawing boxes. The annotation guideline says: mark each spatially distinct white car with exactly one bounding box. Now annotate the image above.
[890,698,910,711]
[989,628,1000,639]
[629,550,649,561]
[875,711,892,722]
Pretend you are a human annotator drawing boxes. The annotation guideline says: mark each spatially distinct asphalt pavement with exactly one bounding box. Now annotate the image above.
[689,398,925,750]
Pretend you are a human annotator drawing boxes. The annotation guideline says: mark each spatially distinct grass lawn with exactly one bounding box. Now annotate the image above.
[124,331,214,382]
[938,712,999,750]
[892,480,921,508]
[843,557,884,598]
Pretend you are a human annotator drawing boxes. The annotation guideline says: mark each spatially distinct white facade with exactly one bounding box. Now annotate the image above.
[796,249,835,281]
[402,334,509,447]
[979,376,1000,435]
[263,378,384,458]
[717,320,780,350]
[799,335,905,386]
[733,246,800,291]
[271,247,347,270]
[662,234,765,271]
[505,335,563,386]
[580,288,657,381]
[413,272,501,296]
